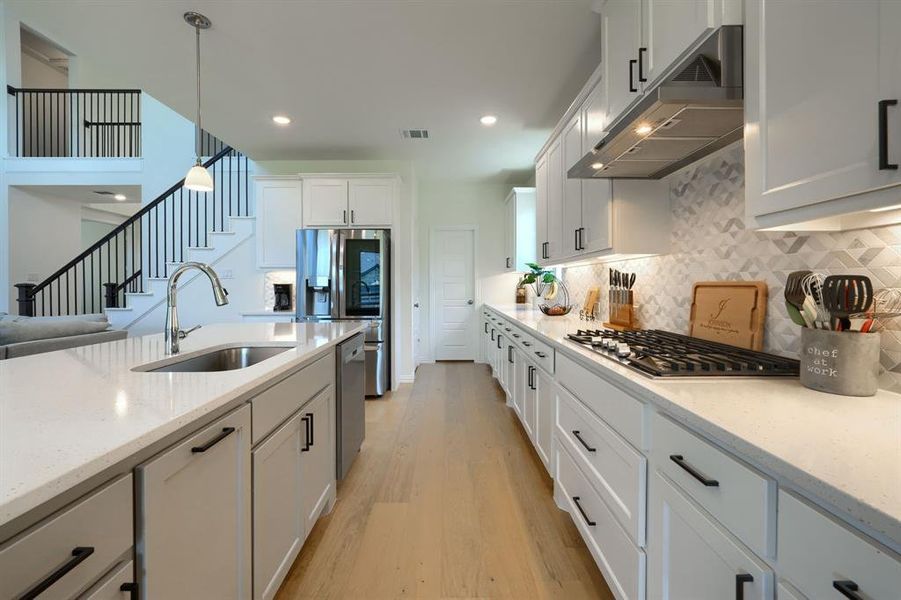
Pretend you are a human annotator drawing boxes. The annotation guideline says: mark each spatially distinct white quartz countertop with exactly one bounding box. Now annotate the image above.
[0,321,364,530]
[486,304,901,547]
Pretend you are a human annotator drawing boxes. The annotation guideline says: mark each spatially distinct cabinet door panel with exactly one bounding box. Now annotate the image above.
[255,179,302,268]
[745,1,901,218]
[300,386,336,535]
[253,412,305,600]
[546,138,564,261]
[504,194,515,271]
[534,366,554,473]
[348,179,393,226]
[83,560,135,600]
[535,155,549,264]
[603,0,643,123]
[581,78,609,154]
[303,179,348,227]
[648,472,772,600]
[562,114,584,259]
[642,0,717,86]
[580,179,612,254]
[137,405,252,599]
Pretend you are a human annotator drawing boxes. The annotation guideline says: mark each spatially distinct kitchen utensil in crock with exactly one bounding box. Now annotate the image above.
[823,275,873,331]
[784,270,812,327]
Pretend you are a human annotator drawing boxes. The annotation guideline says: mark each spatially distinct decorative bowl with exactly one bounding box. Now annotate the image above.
[538,304,573,317]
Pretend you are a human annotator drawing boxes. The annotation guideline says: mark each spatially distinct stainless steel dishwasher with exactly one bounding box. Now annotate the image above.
[336,333,365,480]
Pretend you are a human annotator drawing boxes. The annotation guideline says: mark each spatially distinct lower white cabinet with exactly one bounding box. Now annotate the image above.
[136,405,252,599]
[299,386,337,535]
[533,365,554,472]
[647,472,772,600]
[253,412,306,600]
[83,560,135,600]
[512,347,527,419]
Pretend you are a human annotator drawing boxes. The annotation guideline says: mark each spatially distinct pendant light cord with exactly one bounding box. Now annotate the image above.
[195,23,202,162]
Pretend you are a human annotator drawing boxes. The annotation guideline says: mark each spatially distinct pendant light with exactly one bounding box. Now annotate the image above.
[184,11,214,192]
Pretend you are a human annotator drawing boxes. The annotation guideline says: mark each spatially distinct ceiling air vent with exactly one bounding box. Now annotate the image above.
[400,129,429,140]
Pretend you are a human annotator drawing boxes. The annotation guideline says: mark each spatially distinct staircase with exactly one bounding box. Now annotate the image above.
[15,145,254,327]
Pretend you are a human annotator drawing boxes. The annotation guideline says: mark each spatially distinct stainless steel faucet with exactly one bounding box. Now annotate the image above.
[165,262,229,354]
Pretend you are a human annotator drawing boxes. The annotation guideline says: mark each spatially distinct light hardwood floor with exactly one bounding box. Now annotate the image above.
[276,361,614,600]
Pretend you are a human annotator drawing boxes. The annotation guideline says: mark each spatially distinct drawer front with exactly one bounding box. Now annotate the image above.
[653,413,774,558]
[556,444,645,600]
[252,351,335,444]
[556,353,645,450]
[0,475,133,600]
[557,385,646,546]
[778,490,901,599]
[83,560,135,600]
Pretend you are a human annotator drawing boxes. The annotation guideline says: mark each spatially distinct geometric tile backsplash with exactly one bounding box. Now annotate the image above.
[562,143,901,393]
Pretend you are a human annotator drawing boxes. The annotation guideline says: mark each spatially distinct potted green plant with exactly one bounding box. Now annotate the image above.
[518,263,572,316]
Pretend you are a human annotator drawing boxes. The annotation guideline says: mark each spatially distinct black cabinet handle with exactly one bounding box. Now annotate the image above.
[508,345,514,364]
[527,365,533,389]
[484,322,488,333]
[308,412,314,446]
[574,228,580,251]
[522,341,532,347]
[491,329,496,341]
[735,574,754,600]
[351,209,355,223]
[833,580,863,600]
[120,582,139,600]
[343,209,348,224]
[21,546,95,600]
[629,59,638,92]
[879,99,898,170]
[669,454,719,487]
[572,496,596,526]
[535,351,547,358]
[301,415,311,451]
[638,47,647,82]
[572,430,596,453]
[497,336,502,349]
[191,427,235,453]
[505,327,511,332]
[512,333,520,338]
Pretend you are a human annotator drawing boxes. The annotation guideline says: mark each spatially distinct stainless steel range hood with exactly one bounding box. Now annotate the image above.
[569,26,743,180]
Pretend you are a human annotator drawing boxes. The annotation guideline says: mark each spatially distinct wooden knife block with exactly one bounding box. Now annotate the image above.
[604,290,637,331]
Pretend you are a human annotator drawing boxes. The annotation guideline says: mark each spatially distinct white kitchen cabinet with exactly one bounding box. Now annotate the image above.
[521,360,536,440]
[512,346,527,419]
[503,187,536,272]
[254,177,302,268]
[349,178,394,227]
[602,0,643,123]
[777,490,901,600]
[535,154,549,265]
[299,386,336,535]
[776,581,805,600]
[745,0,901,229]
[533,365,554,473]
[648,472,773,600]
[136,405,252,599]
[581,76,609,155]
[303,178,349,227]
[545,138,565,263]
[253,412,305,600]
[562,113,585,260]
[83,560,135,600]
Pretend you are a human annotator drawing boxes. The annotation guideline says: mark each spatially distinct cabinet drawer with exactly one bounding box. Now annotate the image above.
[556,353,645,450]
[505,324,554,374]
[83,560,135,600]
[252,351,335,444]
[556,444,645,600]
[653,413,775,558]
[557,385,646,546]
[778,490,901,599]
[0,475,133,600]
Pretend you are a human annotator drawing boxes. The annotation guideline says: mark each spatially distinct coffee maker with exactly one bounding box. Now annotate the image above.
[273,283,293,312]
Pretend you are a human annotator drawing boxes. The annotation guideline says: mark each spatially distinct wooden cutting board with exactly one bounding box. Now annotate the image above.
[689,281,768,350]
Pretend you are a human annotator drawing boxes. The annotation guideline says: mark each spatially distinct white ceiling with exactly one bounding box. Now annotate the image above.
[9,1,602,183]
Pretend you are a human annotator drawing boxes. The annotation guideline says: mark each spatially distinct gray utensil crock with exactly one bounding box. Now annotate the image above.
[800,328,881,397]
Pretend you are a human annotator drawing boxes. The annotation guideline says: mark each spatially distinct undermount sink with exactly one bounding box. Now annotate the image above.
[134,345,292,373]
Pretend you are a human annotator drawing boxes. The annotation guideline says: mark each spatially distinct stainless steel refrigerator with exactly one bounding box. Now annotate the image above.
[295,229,390,396]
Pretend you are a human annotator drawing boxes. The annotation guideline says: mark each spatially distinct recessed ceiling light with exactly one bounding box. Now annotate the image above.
[114,194,127,201]
[591,162,604,170]
[480,115,498,126]
[272,115,292,125]
[635,124,653,135]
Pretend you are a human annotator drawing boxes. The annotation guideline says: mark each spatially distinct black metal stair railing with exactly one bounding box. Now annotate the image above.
[6,86,142,157]
[15,146,251,317]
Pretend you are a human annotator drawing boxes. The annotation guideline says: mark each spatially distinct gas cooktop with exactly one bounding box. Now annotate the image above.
[567,329,800,378]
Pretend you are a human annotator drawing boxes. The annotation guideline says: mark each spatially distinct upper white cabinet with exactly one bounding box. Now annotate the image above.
[503,187,536,272]
[745,0,901,229]
[255,177,303,268]
[303,176,396,228]
[534,154,549,265]
[602,0,644,121]
[303,178,350,227]
[545,138,565,263]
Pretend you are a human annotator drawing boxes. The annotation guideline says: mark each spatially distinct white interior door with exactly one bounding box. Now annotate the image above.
[431,227,476,361]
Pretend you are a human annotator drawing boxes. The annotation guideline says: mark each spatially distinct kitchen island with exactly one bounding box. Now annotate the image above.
[0,320,364,598]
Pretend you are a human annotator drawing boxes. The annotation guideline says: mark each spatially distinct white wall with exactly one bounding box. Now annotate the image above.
[417,182,520,363]
[21,50,66,87]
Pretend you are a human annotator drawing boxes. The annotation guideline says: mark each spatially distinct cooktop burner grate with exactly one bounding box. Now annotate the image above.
[566,329,800,378]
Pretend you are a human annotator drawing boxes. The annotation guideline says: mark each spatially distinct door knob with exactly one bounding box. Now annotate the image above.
[467,299,474,305]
